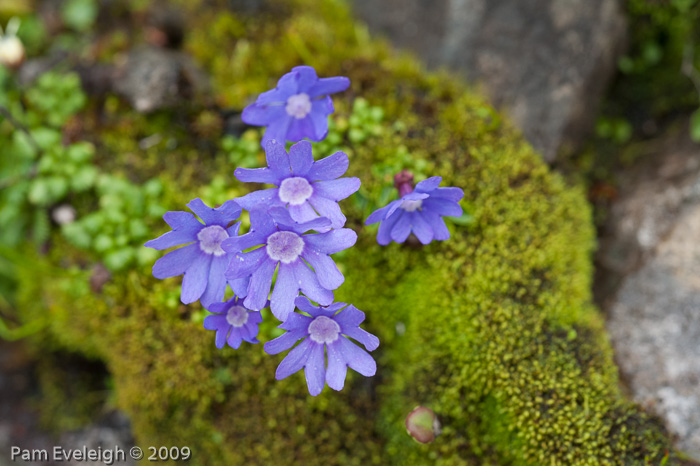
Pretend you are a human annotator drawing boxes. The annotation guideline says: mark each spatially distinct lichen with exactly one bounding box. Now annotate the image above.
[8,0,682,464]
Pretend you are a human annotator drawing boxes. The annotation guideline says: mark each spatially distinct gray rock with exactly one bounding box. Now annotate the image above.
[114,46,210,113]
[351,0,627,162]
[601,129,700,458]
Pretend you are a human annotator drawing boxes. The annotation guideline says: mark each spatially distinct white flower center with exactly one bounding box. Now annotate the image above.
[308,316,341,344]
[401,199,423,212]
[197,225,229,256]
[225,305,249,327]
[266,231,304,264]
[285,93,312,119]
[278,177,313,206]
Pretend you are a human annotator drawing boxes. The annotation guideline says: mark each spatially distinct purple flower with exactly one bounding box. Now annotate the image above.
[222,207,357,321]
[235,140,360,230]
[264,296,379,396]
[145,198,249,308]
[241,66,350,148]
[203,296,263,349]
[365,175,464,245]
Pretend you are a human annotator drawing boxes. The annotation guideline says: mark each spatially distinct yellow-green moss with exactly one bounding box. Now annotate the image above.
[9,0,680,464]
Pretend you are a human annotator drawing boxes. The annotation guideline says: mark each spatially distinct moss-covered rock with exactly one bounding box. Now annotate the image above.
[8,0,682,464]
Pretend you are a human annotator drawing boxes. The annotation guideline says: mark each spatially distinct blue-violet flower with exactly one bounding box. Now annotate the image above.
[365,174,464,245]
[241,65,350,148]
[203,296,263,349]
[145,198,249,308]
[235,140,360,230]
[264,296,379,396]
[222,207,357,321]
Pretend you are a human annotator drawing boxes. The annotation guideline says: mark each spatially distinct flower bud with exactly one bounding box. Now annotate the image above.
[0,34,24,69]
[405,406,441,443]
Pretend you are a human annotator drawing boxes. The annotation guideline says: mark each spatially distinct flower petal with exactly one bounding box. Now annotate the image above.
[308,195,346,229]
[187,198,240,226]
[200,254,230,309]
[241,103,283,125]
[152,243,201,279]
[414,176,442,193]
[302,249,344,290]
[289,201,320,225]
[411,211,434,245]
[181,254,213,304]
[325,340,347,391]
[376,209,402,245]
[308,98,333,140]
[229,275,250,298]
[144,229,197,250]
[294,296,319,315]
[287,114,316,142]
[432,186,464,202]
[312,177,360,201]
[163,211,201,230]
[307,150,349,181]
[304,342,326,396]
[289,140,314,176]
[265,314,311,354]
[222,231,265,254]
[304,228,357,255]
[366,200,400,225]
[338,337,376,377]
[422,209,450,241]
[294,262,334,305]
[264,140,292,179]
[227,328,243,349]
[269,262,300,321]
[423,197,463,217]
[249,208,278,236]
[203,314,227,331]
[243,258,277,311]
[234,167,279,184]
[225,247,267,280]
[261,117,291,149]
[215,328,229,349]
[291,65,319,93]
[390,211,412,243]
[235,188,281,211]
[275,338,313,380]
[334,305,380,351]
[307,76,350,98]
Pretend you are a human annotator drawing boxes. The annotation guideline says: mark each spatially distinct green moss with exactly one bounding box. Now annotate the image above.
[8,0,682,464]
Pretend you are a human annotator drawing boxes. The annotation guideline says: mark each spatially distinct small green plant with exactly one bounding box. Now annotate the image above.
[62,176,165,271]
[0,70,88,246]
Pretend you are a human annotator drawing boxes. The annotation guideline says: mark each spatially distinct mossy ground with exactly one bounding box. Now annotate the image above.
[6,0,682,464]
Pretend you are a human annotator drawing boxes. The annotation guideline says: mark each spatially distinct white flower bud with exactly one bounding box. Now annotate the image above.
[0,18,25,69]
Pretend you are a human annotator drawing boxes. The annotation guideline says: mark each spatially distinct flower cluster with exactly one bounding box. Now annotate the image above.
[146,66,464,396]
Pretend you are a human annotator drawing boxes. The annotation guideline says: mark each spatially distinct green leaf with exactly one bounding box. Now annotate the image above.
[30,127,62,151]
[28,179,50,205]
[103,248,135,271]
[61,222,91,249]
[61,0,98,32]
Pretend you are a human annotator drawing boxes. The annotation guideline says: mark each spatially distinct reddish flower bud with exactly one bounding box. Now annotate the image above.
[405,406,441,443]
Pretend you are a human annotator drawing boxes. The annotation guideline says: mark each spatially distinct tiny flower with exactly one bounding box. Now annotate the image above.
[241,66,350,147]
[203,296,263,349]
[145,198,249,308]
[264,296,379,396]
[222,206,357,322]
[0,18,25,69]
[235,140,360,230]
[365,174,464,245]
